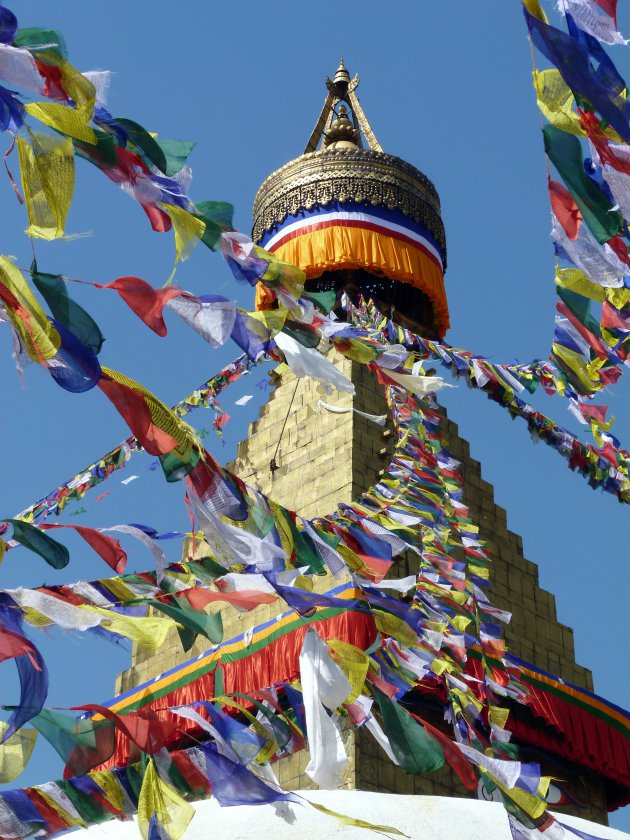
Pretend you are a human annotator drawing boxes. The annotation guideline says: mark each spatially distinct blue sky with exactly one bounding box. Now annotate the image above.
[1,1,629,831]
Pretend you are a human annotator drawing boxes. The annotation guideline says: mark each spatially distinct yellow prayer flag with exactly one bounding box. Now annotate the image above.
[469,563,490,580]
[555,266,607,303]
[245,305,289,336]
[100,366,201,455]
[161,204,206,282]
[78,605,178,650]
[430,658,450,676]
[552,344,602,393]
[24,56,96,144]
[490,772,548,820]
[533,70,620,141]
[328,639,371,704]
[99,577,139,605]
[0,256,60,361]
[0,724,37,783]
[533,70,584,138]
[36,786,85,828]
[452,688,484,714]
[450,615,472,632]
[372,609,418,649]
[17,131,75,240]
[336,542,369,576]
[488,705,511,730]
[337,338,379,364]
[606,286,630,310]
[309,801,408,837]
[422,581,470,606]
[25,102,96,144]
[90,770,127,814]
[138,758,194,840]
[20,608,55,629]
[522,0,548,22]
[268,501,295,558]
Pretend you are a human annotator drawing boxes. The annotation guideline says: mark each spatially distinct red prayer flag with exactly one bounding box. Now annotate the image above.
[40,524,127,574]
[97,373,179,456]
[580,111,630,174]
[170,750,211,798]
[605,235,630,268]
[602,301,630,330]
[548,180,583,241]
[141,204,172,233]
[97,276,182,336]
[0,628,41,670]
[593,0,617,24]
[180,587,277,612]
[557,301,608,358]
[578,403,609,425]
[26,789,69,835]
[73,705,180,755]
[598,441,620,466]
[62,720,117,779]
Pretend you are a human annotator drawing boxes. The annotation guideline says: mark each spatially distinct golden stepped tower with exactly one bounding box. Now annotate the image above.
[113,63,630,826]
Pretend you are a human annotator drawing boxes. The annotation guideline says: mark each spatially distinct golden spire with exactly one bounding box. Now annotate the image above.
[303,61,382,154]
[332,58,350,87]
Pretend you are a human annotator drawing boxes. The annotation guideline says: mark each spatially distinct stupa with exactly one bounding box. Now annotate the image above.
[107,62,630,831]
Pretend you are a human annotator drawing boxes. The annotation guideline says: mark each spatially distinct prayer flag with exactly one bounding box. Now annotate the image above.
[137,758,193,840]
[30,265,104,354]
[199,742,298,807]
[373,687,444,774]
[0,723,37,783]
[525,8,630,142]
[17,131,75,240]
[543,125,622,243]
[39,524,126,574]
[5,520,69,570]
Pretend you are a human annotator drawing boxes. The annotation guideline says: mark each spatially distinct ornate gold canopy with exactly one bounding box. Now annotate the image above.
[252,61,446,265]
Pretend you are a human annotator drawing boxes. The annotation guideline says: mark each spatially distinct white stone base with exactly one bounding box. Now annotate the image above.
[74,791,629,840]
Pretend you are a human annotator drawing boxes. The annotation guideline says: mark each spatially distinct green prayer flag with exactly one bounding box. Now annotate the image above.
[154,139,196,176]
[281,323,321,349]
[556,286,602,337]
[194,201,234,251]
[31,709,116,777]
[373,688,444,774]
[56,779,110,825]
[166,758,196,798]
[276,507,326,575]
[543,124,623,244]
[213,666,225,710]
[303,289,337,313]
[14,28,67,59]
[75,130,119,169]
[185,556,227,581]
[148,597,223,650]
[159,445,201,483]
[31,264,105,354]
[6,519,69,570]
[115,118,168,175]
[124,763,143,801]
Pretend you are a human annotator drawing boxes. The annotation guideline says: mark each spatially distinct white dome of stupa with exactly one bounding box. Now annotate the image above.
[68,792,630,840]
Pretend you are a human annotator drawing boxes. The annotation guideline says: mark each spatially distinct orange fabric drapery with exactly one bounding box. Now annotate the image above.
[256,224,450,336]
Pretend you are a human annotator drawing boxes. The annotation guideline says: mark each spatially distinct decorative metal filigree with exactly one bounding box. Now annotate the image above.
[252,149,447,266]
